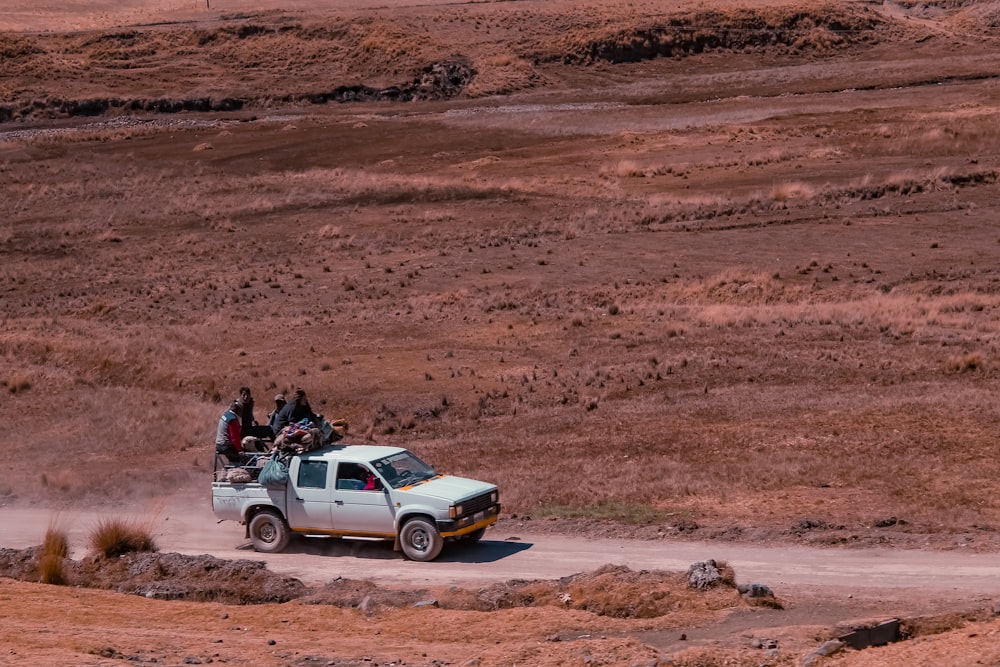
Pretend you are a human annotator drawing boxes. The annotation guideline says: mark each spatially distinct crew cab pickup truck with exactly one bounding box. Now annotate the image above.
[212,444,500,561]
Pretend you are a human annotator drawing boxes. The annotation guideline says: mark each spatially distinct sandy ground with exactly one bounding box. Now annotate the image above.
[8,502,1000,594]
[4,501,1000,665]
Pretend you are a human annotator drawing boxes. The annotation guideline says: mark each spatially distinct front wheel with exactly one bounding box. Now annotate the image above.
[248,510,291,553]
[399,517,443,561]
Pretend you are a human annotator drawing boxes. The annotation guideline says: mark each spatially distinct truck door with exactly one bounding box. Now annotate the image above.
[285,458,334,532]
[331,462,396,537]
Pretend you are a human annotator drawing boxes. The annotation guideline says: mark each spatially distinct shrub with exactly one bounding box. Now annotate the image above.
[38,554,67,585]
[6,372,32,394]
[88,517,158,558]
[42,526,69,559]
[948,352,983,373]
[38,526,70,585]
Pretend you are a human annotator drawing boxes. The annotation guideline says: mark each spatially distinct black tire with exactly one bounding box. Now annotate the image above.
[399,517,443,562]
[248,510,291,553]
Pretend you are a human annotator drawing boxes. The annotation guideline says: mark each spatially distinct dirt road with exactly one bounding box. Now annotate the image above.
[4,500,1000,600]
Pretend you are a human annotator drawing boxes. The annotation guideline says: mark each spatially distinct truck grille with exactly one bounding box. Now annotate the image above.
[459,491,496,517]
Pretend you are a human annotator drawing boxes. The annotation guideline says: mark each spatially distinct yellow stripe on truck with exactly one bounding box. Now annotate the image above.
[440,514,498,538]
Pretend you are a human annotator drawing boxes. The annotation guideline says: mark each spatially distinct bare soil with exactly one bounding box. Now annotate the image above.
[4,0,1000,664]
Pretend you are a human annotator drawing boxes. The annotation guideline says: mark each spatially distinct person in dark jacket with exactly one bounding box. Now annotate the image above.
[238,386,275,440]
[271,388,318,434]
[238,387,255,434]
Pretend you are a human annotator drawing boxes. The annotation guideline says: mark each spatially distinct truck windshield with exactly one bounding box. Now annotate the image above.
[371,451,437,489]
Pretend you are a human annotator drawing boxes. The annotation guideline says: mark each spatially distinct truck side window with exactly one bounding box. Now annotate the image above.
[335,463,367,490]
[298,460,328,489]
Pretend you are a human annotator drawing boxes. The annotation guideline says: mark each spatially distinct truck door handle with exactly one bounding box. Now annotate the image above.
[335,500,344,505]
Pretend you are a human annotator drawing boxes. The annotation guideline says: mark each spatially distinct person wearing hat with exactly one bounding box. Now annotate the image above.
[271,387,318,434]
[267,393,287,434]
[215,399,244,463]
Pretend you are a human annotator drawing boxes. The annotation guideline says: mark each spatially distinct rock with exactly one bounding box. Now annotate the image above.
[802,639,845,666]
[815,639,845,656]
[414,599,439,608]
[738,583,774,598]
[687,560,721,589]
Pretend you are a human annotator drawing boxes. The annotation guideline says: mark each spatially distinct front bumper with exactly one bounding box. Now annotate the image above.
[438,503,500,537]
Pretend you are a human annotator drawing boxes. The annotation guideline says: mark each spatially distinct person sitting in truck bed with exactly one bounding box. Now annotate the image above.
[267,393,286,433]
[215,400,244,463]
[271,388,318,434]
[237,386,268,440]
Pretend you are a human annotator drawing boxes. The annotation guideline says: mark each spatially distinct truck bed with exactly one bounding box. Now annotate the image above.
[211,480,284,522]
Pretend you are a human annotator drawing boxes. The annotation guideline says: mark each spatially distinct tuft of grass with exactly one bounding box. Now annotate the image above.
[713,560,737,588]
[948,352,983,373]
[769,180,815,202]
[37,554,67,585]
[601,159,647,178]
[39,470,75,493]
[6,372,32,394]
[42,525,69,559]
[38,524,70,585]
[748,595,784,609]
[88,516,158,558]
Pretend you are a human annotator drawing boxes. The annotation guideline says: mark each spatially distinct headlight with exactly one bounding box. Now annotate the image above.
[450,504,463,519]
[491,491,498,504]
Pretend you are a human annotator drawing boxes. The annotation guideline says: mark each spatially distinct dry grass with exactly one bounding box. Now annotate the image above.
[38,523,70,585]
[3,371,32,394]
[88,516,158,559]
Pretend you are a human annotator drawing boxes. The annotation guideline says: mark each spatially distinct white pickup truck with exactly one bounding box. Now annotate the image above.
[211,444,500,561]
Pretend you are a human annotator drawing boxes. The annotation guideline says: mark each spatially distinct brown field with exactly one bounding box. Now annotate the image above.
[3,0,1000,663]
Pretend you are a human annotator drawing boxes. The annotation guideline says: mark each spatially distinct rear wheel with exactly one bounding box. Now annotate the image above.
[399,517,443,561]
[248,510,290,553]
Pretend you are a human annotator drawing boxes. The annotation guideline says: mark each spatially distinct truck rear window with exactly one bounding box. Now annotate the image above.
[297,460,328,489]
